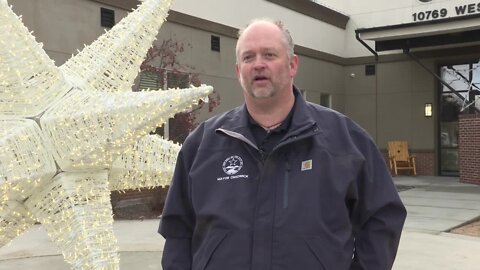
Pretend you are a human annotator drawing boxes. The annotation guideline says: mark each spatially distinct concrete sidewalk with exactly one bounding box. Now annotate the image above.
[393,176,480,270]
[395,176,480,233]
[0,176,479,269]
[0,220,165,270]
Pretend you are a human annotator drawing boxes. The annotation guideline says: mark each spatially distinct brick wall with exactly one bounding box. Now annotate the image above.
[411,151,435,175]
[459,114,480,185]
[382,150,435,176]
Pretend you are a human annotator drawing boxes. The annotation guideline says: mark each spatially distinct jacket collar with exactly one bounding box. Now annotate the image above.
[288,86,319,137]
[217,86,321,140]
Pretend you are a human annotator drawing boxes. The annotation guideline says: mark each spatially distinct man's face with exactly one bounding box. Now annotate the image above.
[235,22,298,99]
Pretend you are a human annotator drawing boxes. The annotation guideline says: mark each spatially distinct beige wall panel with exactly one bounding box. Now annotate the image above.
[377,92,413,149]
[331,94,346,113]
[377,61,413,94]
[45,50,71,66]
[295,56,345,112]
[344,94,377,140]
[304,91,320,105]
[295,55,325,88]
[10,0,36,31]
[296,56,344,94]
[322,62,345,94]
[345,59,436,150]
[11,0,129,65]
[375,59,435,150]
[410,58,436,94]
[377,92,435,150]
[409,58,436,150]
[189,32,237,80]
[155,22,237,80]
[194,75,244,123]
[409,91,435,150]
[344,65,377,95]
[152,22,198,73]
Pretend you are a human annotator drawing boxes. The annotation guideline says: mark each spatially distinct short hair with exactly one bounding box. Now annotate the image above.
[236,18,295,60]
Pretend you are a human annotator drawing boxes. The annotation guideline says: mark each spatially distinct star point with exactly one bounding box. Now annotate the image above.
[0,0,212,268]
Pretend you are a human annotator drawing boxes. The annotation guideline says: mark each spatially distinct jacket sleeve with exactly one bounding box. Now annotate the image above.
[159,149,195,270]
[349,137,407,270]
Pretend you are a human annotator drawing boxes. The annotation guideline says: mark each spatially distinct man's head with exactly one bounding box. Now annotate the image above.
[235,18,298,101]
[236,19,295,61]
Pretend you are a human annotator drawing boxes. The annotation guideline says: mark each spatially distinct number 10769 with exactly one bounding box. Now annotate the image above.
[412,8,448,21]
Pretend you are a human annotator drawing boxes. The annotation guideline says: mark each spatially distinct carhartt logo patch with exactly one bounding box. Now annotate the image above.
[301,160,312,171]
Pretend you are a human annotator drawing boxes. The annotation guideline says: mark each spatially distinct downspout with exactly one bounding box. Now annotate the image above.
[355,31,379,142]
[355,31,378,61]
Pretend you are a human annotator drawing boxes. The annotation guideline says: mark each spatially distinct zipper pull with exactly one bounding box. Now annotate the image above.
[259,147,268,161]
[284,158,291,209]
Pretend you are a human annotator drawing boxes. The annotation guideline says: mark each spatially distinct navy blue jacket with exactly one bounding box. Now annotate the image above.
[159,88,406,270]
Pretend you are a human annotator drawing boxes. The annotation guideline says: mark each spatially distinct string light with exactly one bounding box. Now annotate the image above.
[0,0,212,269]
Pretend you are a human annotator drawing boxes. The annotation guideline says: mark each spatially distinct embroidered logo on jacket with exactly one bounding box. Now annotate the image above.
[217,155,249,181]
[222,155,243,175]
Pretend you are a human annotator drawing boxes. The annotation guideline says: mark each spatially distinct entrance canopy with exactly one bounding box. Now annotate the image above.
[355,14,480,52]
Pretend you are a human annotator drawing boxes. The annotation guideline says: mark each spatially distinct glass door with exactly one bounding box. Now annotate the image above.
[439,63,480,175]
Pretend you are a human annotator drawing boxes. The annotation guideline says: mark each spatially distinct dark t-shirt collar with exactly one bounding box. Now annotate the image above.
[246,93,297,154]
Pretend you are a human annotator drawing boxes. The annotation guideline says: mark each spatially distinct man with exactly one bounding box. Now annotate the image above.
[159,18,406,270]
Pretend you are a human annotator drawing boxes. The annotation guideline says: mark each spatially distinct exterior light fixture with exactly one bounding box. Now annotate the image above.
[424,103,432,117]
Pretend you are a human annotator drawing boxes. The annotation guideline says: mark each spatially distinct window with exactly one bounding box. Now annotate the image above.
[100,8,115,28]
[320,93,331,108]
[438,62,480,176]
[365,64,376,76]
[211,35,220,52]
[138,71,163,90]
[138,70,190,91]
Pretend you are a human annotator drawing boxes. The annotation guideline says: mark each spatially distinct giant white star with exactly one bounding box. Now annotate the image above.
[0,0,212,269]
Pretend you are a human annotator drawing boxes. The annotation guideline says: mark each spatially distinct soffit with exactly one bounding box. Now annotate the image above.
[356,14,480,51]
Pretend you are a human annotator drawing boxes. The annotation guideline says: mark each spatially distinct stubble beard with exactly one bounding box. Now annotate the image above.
[250,87,275,99]
[247,80,277,99]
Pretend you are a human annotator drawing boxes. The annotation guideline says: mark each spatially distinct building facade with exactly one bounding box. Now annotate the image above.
[9,0,480,182]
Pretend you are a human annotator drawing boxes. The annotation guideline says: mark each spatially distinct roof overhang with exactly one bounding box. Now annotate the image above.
[356,14,480,52]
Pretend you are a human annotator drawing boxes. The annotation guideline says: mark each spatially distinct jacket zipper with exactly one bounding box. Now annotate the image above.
[216,125,320,211]
[283,159,291,209]
[217,125,319,267]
